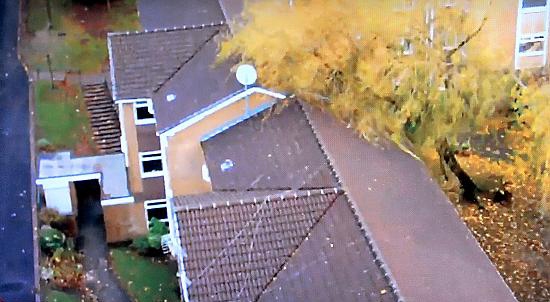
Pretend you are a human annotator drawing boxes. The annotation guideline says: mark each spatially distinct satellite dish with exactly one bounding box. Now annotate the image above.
[236,64,257,86]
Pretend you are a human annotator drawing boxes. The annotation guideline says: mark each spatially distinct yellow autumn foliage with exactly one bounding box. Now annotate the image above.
[219,0,549,211]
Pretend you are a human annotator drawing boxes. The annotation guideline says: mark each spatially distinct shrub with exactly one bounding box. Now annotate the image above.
[39,207,63,225]
[39,226,66,253]
[130,236,150,254]
[36,138,54,152]
[39,208,78,237]
[49,247,85,290]
[51,217,78,238]
[130,218,169,255]
[147,218,169,249]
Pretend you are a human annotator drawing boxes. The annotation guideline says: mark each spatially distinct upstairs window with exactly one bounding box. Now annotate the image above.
[516,0,549,68]
[403,0,415,10]
[139,151,163,178]
[522,0,547,8]
[401,38,413,55]
[439,0,456,7]
[134,100,156,125]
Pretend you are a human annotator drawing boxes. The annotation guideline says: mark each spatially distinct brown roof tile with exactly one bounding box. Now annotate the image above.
[173,189,396,302]
[259,195,397,302]
[302,104,517,302]
[201,101,337,191]
[108,24,224,100]
[152,30,241,133]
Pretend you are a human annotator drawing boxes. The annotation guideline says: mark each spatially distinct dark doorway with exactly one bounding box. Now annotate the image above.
[74,179,104,256]
[73,179,130,302]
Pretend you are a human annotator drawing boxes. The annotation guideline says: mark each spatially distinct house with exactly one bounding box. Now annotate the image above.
[401,0,550,70]
[170,100,401,301]
[106,2,285,243]
[35,0,535,300]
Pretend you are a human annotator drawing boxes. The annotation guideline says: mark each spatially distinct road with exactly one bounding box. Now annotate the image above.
[0,1,35,301]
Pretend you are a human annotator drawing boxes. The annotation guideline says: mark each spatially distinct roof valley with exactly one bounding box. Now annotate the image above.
[253,192,342,301]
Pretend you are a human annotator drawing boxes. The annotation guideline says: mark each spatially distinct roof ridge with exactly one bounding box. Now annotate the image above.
[254,192,342,301]
[151,27,224,94]
[172,188,341,212]
[107,21,226,37]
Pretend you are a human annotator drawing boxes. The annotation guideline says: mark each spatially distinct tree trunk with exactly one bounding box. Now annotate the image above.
[438,139,482,204]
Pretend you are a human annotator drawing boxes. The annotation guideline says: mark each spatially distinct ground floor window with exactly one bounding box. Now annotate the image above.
[144,199,169,227]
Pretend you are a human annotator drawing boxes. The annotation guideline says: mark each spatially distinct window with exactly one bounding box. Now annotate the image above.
[401,38,413,55]
[403,0,415,10]
[425,7,435,44]
[523,0,547,8]
[134,100,156,125]
[144,199,169,227]
[519,39,545,54]
[439,0,456,7]
[394,0,414,11]
[516,0,549,69]
[139,151,163,178]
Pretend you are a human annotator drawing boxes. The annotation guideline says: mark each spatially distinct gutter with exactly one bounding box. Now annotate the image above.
[160,86,286,137]
[106,35,118,101]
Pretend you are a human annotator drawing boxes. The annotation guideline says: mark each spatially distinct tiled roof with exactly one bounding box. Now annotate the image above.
[151,30,241,133]
[302,104,517,302]
[259,194,396,302]
[108,23,224,100]
[139,0,225,30]
[173,189,397,302]
[201,101,337,190]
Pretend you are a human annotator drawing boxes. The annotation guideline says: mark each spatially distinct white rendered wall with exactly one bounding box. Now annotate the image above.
[43,184,73,215]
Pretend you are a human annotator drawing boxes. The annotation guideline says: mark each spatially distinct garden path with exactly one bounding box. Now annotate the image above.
[76,180,130,302]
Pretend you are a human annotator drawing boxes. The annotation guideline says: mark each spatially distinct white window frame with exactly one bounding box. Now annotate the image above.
[439,0,456,8]
[515,0,550,69]
[144,199,169,227]
[401,38,414,55]
[139,150,164,178]
[134,100,156,125]
[403,0,415,10]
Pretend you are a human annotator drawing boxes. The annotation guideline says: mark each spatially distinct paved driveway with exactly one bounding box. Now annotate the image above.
[0,1,35,301]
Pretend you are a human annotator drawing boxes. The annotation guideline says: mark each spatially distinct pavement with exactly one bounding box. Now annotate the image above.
[75,180,130,302]
[0,0,36,301]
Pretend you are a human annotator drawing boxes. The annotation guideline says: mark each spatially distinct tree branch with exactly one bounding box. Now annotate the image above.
[446,16,488,59]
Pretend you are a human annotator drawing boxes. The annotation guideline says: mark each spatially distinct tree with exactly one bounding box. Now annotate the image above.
[218,0,549,210]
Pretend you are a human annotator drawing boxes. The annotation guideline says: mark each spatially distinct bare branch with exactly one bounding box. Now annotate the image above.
[446,15,488,59]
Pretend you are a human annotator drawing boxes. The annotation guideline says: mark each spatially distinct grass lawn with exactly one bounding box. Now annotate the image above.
[35,80,91,151]
[44,288,80,302]
[23,0,140,73]
[110,247,180,302]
